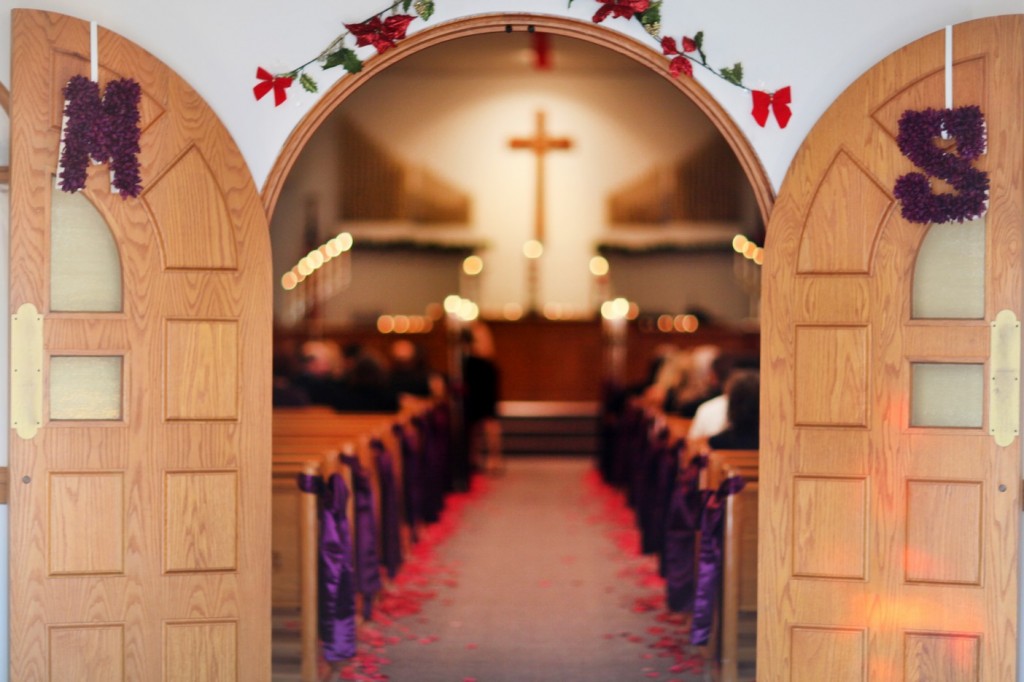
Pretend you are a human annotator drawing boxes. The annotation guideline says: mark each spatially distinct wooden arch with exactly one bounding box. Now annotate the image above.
[260,13,775,225]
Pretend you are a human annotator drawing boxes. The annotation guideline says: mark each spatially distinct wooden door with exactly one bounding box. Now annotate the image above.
[10,11,271,680]
[760,16,1022,681]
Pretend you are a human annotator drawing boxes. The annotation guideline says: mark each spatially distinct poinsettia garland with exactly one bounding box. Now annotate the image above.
[254,0,791,128]
[58,75,143,197]
[893,106,989,225]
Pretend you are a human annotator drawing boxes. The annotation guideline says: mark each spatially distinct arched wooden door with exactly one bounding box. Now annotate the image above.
[761,16,1022,681]
[10,11,271,680]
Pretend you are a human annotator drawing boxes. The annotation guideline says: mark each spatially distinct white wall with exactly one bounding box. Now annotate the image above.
[4,0,1021,194]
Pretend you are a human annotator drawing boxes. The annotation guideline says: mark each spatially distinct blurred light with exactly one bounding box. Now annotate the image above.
[443,295,462,314]
[600,301,615,320]
[626,301,640,321]
[682,314,700,333]
[463,255,484,276]
[543,302,563,320]
[281,272,298,291]
[657,314,674,332]
[281,231,354,288]
[589,255,609,277]
[503,302,524,321]
[732,234,749,253]
[744,242,758,259]
[523,239,544,259]
[753,247,764,265]
[409,316,425,334]
[458,299,479,321]
[377,315,395,334]
[674,315,687,332]
[611,297,630,319]
[394,315,411,334]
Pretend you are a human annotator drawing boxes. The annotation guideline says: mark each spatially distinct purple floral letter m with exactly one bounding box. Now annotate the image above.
[58,75,143,198]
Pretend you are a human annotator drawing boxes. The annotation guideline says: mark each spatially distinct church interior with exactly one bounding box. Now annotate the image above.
[271,31,763,403]
[268,31,765,680]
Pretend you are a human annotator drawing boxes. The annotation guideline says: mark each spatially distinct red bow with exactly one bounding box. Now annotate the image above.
[346,15,415,53]
[593,0,651,23]
[253,67,292,106]
[751,86,792,128]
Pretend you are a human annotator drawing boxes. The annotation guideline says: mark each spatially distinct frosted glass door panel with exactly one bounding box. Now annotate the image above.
[910,363,983,428]
[912,218,985,319]
[51,190,123,312]
[50,356,123,421]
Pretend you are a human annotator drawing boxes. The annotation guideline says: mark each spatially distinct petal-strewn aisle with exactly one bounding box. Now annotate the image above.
[308,457,709,681]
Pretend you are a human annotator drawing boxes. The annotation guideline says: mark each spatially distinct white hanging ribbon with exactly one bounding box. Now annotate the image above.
[945,25,953,108]
[942,24,952,138]
[57,22,100,189]
[90,21,98,82]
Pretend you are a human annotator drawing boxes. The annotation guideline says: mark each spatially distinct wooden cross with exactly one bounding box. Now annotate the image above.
[508,110,574,245]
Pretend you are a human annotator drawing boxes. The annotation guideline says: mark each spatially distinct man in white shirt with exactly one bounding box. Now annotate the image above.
[687,393,729,442]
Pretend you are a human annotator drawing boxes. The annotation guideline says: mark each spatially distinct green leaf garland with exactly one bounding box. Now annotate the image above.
[258,0,785,114]
[299,72,318,93]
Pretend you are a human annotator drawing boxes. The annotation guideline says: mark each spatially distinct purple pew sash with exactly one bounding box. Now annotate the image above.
[372,438,403,579]
[690,475,747,646]
[393,422,422,543]
[664,453,708,613]
[340,454,382,620]
[297,472,356,661]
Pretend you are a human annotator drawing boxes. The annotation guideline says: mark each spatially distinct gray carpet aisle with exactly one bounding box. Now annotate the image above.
[361,457,710,682]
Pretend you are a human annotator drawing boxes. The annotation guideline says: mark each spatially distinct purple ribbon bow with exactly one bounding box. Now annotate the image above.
[372,438,404,579]
[297,472,356,661]
[664,454,708,613]
[690,475,747,646]
[340,454,382,620]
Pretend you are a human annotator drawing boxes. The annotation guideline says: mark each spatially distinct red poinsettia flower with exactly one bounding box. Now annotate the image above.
[593,0,651,24]
[660,37,694,78]
[345,14,415,54]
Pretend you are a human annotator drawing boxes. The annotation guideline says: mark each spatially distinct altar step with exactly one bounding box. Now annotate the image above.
[497,401,601,457]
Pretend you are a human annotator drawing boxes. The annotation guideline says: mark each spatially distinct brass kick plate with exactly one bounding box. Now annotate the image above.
[990,309,1020,447]
[11,303,43,440]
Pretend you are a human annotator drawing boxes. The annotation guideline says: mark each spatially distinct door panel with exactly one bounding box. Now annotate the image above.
[10,11,271,680]
[760,17,1021,681]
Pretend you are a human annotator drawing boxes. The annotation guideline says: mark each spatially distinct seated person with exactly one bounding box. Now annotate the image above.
[294,339,344,406]
[332,348,399,413]
[389,339,446,399]
[708,370,760,450]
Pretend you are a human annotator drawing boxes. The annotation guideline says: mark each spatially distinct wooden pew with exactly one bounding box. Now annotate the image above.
[272,405,435,681]
[705,449,757,489]
[664,416,692,446]
[271,409,402,682]
[272,455,329,682]
[713,451,759,682]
